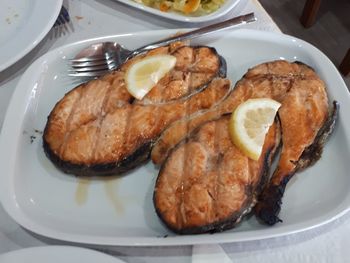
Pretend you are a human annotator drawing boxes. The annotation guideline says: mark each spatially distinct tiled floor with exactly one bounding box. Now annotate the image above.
[259,0,350,89]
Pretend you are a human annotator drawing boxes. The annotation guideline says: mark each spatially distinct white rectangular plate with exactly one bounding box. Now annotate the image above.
[112,0,244,23]
[1,29,350,246]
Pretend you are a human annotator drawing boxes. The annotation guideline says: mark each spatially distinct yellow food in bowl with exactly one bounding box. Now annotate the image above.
[135,0,226,16]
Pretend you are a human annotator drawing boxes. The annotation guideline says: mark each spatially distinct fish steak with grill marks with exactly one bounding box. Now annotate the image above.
[43,44,228,176]
[154,115,281,234]
[152,60,338,231]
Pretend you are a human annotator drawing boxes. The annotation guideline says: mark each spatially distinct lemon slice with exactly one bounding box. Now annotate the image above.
[125,54,177,100]
[229,98,281,160]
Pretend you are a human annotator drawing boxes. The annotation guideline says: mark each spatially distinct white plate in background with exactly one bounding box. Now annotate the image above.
[112,0,244,23]
[0,0,62,71]
[0,246,124,263]
[0,29,349,246]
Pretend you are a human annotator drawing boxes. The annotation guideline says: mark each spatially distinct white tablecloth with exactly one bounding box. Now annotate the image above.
[0,0,349,262]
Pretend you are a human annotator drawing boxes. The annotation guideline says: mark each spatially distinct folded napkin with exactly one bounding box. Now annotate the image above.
[191,244,232,263]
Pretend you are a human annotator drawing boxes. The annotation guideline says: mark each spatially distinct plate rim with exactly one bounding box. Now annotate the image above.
[0,0,63,72]
[1,29,350,246]
[112,0,243,23]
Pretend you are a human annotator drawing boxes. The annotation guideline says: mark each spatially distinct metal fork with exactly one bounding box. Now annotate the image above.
[69,13,256,78]
[51,6,72,38]
[53,6,70,27]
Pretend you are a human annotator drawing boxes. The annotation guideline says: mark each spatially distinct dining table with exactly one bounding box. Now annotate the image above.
[0,0,349,262]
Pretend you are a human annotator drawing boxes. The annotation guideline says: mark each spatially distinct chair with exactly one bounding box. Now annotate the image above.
[300,0,349,76]
[300,0,322,28]
[339,49,350,76]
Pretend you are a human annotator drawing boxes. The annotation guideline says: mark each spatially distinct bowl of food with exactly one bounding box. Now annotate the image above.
[113,0,246,23]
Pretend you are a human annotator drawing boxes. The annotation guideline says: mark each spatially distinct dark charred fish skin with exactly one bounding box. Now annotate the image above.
[255,101,339,226]
[253,175,289,226]
[153,116,281,234]
[154,184,254,235]
[43,44,228,177]
[295,101,339,172]
[44,137,153,177]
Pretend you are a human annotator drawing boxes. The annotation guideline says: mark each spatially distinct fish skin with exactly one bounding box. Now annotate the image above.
[295,101,339,172]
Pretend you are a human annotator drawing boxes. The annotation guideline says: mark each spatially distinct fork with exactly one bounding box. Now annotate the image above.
[53,6,70,27]
[69,12,256,78]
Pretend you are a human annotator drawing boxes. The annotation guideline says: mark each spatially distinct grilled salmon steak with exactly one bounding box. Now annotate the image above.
[154,115,281,234]
[152,60,338,230]
[152,60,306,164]
[252,63,339,225]
[43,44,228,176]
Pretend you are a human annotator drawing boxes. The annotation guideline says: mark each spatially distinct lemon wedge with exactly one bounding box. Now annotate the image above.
[125,54,177,100]
[229,98,281,160]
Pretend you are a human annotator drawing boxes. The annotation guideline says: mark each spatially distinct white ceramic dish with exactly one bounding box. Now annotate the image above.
[112,0,243,23]
[0,246,124,263]
[0,29,349,246]
[0,0,62,72]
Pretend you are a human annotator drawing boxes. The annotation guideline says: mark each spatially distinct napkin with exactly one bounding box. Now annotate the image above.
[191,244,232,263]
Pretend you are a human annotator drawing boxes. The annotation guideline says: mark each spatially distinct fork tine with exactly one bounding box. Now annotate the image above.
[68,61,120,77]
[54,9,63,27]
[69,70,111,77]
[60,6,70,23]
[69,55,111,63]
[70,59,116,68]
[68,65,112,73]
[70,53,117,63]
[53,6,70,28]
[53,18,62,27]
[57,16,65,26]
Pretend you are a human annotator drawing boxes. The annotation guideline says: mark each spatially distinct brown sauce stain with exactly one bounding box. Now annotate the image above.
[104,178,124,214]
[75,178,91,205]
[75,177,125,215]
